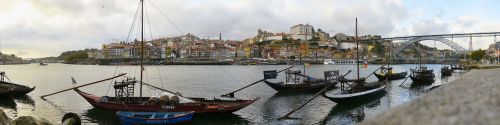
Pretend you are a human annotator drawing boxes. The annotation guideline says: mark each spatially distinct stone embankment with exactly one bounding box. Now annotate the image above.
[0,109,53,125]
[360,68,500,125]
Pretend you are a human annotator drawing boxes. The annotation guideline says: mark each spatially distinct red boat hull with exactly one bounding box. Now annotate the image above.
[74,88,258,114]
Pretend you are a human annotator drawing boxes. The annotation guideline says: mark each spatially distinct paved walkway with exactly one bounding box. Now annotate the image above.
[360,69,500,125]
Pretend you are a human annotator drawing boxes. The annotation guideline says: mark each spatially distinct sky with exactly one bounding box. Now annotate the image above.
[1,0,500,58]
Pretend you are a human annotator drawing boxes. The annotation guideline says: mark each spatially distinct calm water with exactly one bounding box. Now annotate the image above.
[0,63,467,125]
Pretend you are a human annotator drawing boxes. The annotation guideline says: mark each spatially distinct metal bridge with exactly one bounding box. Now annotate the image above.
[382,32,500,57]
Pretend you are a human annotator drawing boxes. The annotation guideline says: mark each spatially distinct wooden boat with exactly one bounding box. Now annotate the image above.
[116,111,194,125]
[374,44,407,81]
[0,72,35,96]
[410,67,435,83]
[450,64,466,70]
[323,79,386,103]
[322,18,387,104]
[263,70,338,92]
[70,0,258,114]
[75,88,258,113]
[374,67,407,80]
[441,66,453,76]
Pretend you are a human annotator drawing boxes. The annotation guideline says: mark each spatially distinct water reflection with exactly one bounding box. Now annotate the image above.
[83,107,251,125]
[0,64,469,125]
[319,91,386,125]
[189,113,250,125]
[0,97,16,110]
[13,95,35,107]
[83,108,120,124]
[262,93,314,120]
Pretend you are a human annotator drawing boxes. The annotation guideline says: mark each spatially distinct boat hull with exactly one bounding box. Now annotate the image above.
[263,80,336,92]
[441,69,453,76]
[116,111,194,125]
[374,71,407,80]
[323,85,386,104]
[75,88,258,114]
[0,81,35,96]
[410,76,435,83]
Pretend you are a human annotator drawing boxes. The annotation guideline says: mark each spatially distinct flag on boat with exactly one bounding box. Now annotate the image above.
[71,77,77,84]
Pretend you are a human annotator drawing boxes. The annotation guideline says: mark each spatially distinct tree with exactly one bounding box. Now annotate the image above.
[64,51,88,62]
[470,49,486,61]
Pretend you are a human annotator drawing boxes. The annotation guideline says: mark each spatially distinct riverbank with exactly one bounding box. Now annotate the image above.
[0,109,53,125]
[359,68,500,125]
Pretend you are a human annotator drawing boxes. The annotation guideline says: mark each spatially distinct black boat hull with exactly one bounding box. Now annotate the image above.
[441,69,453,76]
[263,80,337,92]
[322,85,386,104]
[374,71,407,80]
[410,76,435,83]
[0,81,35,96]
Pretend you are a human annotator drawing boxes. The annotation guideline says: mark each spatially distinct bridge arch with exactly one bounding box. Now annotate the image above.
[392,37,467,57]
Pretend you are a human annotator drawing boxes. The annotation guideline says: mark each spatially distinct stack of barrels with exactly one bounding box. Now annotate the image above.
[147,95,180,105]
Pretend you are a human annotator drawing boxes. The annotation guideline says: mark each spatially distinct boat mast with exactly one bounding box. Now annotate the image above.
[139,0,144,98]
[388,43,391,68]
[304,26,307,76]
[355,18,360,80]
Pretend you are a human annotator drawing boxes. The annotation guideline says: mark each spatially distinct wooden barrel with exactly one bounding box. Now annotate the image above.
[159,95,169,105]
[170,96,179,104]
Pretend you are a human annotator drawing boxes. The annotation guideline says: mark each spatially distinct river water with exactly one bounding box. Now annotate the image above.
[0,63,467,125]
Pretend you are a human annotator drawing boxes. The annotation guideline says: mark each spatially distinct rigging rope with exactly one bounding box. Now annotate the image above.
[125,3,141,43]
[145,4,154,43]
[147,0,184,35]
[106,66,120,96]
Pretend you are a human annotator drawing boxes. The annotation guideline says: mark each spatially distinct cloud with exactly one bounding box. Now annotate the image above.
[0,0,498,58]
[412,19,450,35]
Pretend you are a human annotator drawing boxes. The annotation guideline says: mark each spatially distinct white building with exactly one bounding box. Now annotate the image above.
[340,42,356,50]
[290,34,313,41]
[290,24,314,40]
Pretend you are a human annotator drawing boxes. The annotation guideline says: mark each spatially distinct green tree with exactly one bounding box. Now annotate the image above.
[371,41,385,56]
[470,49,486,61]
[64,51,88,62]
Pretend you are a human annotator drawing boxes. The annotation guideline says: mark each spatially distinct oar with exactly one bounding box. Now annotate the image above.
[221,66,294,97]
[278,70,351,120]
[40,73,126,99]
[399,67,416,86]
[365,64,387,79]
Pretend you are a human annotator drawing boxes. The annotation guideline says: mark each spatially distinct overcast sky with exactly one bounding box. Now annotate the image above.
[1,0,500,58]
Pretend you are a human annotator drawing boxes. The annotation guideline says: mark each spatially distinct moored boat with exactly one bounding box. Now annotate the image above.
[374,67,407,80]
[262,70,339,92]
[323,82,386,103]
[322,18,387,104]
[450,64,466,70]
[0,72,35,96]
[67,0,259,114]
[75,88,258,113]
[410,67,435,83]
[441,65,453,76]
[116,111,194,125]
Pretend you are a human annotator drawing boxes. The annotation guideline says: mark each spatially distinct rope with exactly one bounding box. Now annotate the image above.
[147,0,184,34]
[106,66,120,96]
[145,4,154,43]
[125,3,141,43]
